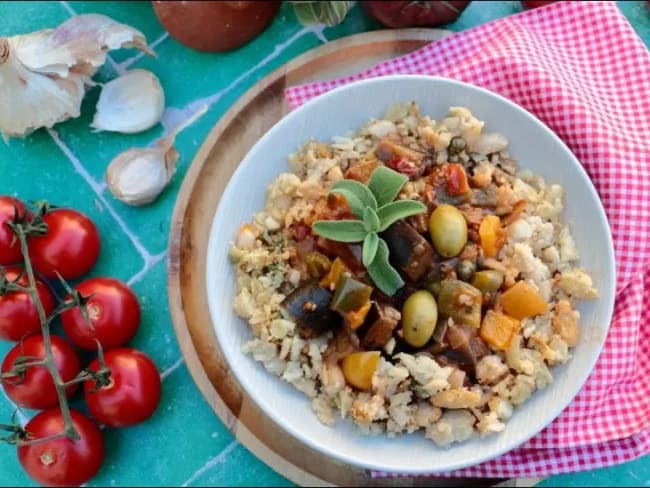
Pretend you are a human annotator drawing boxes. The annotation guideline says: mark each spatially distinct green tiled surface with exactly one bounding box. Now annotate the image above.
[0,1,648,486]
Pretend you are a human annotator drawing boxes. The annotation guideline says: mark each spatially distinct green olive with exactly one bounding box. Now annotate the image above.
[456,260,476,282]
[428,204,468,258]
[402,290,438,348]
[471,270,504,294]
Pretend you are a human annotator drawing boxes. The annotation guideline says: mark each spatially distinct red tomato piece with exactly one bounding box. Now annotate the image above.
[0,196,27,265]
[446,163,470,196]
[1,335,81,410]
[27,209,100,280]
[0,266,55,342]
[84,347,161,427]
[61,277,140,351]
[18,409,104,487]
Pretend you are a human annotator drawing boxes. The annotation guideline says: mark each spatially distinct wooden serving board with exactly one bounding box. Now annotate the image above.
[167,28,542,487]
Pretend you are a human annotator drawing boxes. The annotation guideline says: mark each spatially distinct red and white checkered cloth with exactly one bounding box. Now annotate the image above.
[285,0,650,478]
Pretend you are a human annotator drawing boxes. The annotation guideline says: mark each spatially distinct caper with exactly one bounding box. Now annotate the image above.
[448,136,467,155]
[456,260,476,282]
[471,270,504,294]
[428,204,468,258]
[305,252,332,278]
[402,290,438,348]
[426,279,442,298]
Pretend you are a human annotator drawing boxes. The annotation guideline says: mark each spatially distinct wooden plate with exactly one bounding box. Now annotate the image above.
[167,28,541,487]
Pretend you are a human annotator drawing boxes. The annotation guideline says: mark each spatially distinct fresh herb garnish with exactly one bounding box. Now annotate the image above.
[312,166,426,296]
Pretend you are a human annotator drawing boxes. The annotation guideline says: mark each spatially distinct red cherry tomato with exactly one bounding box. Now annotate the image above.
[521,1,557,9]
[18,409,104,487]
[61,277,140,351]
[359,1,470,28]
[27,209,100,280]
[1,335,81,410]
[0,196,27,265]
[446,164,470,196]
[0,266,55,341]
[84,348,161,427]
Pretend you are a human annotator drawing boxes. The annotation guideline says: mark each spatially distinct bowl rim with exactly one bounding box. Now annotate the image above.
[205,74,617,474]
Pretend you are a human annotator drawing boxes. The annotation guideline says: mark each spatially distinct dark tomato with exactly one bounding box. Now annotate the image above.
[359,1,471,28]
[27,209,100,280]
[84,348,161,427]
[18,409,104,487]
[0,196,27,265]
[521,1,558,8]
[1,335,81,410]
[61,277,140,351]
[0,266,55,341]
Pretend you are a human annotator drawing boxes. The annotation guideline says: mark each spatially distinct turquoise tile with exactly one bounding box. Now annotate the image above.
[128,258,181,371]
[183,442,295,488]
[89,364,235,487]
[540,455,650,487]
[321,3,383,41]
[64,0,166,62]
[0,1,69,35]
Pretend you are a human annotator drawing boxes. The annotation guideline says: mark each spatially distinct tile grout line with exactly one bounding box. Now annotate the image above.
[181,440,239,487]
[47,129,154,264]
[119,32,170,71]
[126,251,167,287]
[160,357,184,380]
[161,24,326,130]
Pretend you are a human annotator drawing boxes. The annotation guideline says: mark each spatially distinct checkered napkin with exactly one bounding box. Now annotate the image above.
[285,1,650,478]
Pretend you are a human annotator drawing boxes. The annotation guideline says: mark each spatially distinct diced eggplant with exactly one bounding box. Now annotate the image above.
[323,327,361,365]
[283,281,340,339]
[331,274,373,314]
[437,279,483,328]
[360,302,401,349]
[381,221,434,282]
[442,322,489,376]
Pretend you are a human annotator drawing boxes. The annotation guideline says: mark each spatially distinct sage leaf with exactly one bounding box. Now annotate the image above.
[330,179,377,212]
[367,238,404,296]
[312,220,366,242]
[363,207,380,233]
[362,232,379,267]
[377,200,427,231]
[368,166,408,207]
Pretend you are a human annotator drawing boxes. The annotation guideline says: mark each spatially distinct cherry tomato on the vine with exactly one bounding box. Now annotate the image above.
[0,196,27,266]
[84,347,161,427]
[27,209,100,280]
[61,277,141,351]
[0,266,55,342]
[18,408,104,487]
[1,335,81,410]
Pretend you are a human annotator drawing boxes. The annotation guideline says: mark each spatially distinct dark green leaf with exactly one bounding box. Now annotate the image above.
[312,220,366,243]
[362,232,379,267]
[377,200,427,231]
[363,207,380,233]
[367,238,404,296]
[330,179,377,212]
[368,166,408,207]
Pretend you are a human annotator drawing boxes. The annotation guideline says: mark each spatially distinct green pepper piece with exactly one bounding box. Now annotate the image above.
[437,279,482,328]
[330,273,373,314]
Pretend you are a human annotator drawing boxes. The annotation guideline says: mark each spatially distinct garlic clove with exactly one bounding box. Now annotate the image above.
[92,69,165,134]
[0,14,153,139]
[106,145,179,206]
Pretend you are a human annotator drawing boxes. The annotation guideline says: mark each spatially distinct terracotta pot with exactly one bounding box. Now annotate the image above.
[152,1,282,52]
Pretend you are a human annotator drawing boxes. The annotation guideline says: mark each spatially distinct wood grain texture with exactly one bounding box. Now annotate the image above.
[167,28,541,488]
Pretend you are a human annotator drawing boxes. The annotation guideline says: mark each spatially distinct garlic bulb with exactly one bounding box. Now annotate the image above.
[92,69,165,134]
[0,14,153,139]
[106,105,208,206]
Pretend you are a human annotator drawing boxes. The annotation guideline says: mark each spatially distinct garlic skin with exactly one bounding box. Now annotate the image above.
[106,144,179,206]
[92,69,165,134]
[105,105,208,206]
[0,14,153,139]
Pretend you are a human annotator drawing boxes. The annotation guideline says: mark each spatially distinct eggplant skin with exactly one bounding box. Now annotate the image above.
[282,281,340,338]
[381,221,434,282]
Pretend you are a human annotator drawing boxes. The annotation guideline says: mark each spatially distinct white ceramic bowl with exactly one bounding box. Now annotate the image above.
[206,75,616,474]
